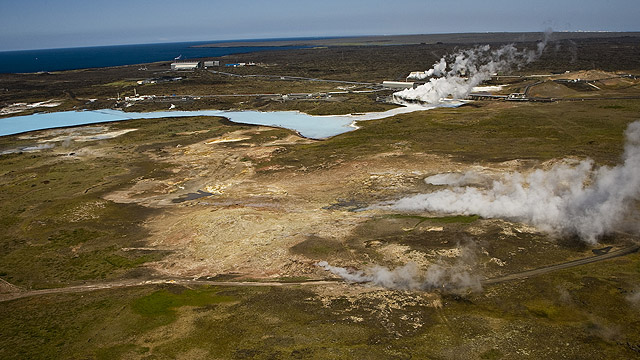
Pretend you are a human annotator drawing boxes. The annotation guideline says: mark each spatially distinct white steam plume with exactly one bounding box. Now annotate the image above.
[390,121,640,244]
[397,30,552,104]
[316,244,481,293]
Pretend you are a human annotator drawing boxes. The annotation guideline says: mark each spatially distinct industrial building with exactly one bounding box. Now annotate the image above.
[204,61,220,68]
[381,81,415,90]
[171,61,202,71]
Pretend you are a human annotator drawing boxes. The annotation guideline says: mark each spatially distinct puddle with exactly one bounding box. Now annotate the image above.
[592,246,613,255]
[172,190,214,203]
[323,199,368,212]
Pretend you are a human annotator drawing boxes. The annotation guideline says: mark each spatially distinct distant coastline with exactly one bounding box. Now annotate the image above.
[2,32,639,74]
[194,32,640,48]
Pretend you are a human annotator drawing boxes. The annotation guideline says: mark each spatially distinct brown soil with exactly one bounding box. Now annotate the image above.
[97,125,536,280]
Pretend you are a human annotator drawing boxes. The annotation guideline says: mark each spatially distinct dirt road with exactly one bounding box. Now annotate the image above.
[0,278,341,303]
[2,244,637,302]
[482,244,640,285]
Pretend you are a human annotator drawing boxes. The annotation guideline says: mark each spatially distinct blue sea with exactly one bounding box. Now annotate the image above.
[0,40,308,74]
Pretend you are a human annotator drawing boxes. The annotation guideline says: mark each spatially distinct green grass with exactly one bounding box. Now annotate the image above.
[132,288,236,316]
[131,288,235,327]
[523,299,584,322]
[47,228,103,246]
[289,236,352,260]
[480,349,504,360]
[94,344,150,360]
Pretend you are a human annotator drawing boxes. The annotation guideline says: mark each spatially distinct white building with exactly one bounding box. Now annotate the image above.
[204,61,220,68]
[171,61,202,71]
[382,81,415,90]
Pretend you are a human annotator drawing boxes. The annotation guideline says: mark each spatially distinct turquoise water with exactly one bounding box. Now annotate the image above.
[0,109,354,139]
[0,104,460,140]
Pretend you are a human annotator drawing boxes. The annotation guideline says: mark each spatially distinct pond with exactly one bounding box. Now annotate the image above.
[0,103,463,140]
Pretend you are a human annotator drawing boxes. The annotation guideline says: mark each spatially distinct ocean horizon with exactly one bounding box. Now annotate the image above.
[0,37,322,74]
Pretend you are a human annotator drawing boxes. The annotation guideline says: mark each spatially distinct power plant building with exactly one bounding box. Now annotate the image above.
[171,61,202,71]
[382,81,415,90]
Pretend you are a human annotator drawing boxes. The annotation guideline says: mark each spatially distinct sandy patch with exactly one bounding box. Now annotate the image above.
[99,127,529,280]
[41,129,138,142]
[0,99,62,115]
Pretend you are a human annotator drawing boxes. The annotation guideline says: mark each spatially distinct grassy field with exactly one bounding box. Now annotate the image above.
[3,98,638,358]
[2,251,639,360]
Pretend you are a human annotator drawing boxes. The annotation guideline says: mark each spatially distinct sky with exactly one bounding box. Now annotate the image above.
[1,0,638,51]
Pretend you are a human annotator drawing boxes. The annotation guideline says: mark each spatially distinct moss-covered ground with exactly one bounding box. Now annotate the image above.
[2,252,639,360]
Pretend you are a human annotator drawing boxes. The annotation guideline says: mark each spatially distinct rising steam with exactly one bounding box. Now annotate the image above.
[316,244,481,293]
[394,30,552,104]
[390,121,640,244]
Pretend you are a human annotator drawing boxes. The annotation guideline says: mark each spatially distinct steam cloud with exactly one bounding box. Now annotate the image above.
[394,30,552,104]
[316,244,481,293]
[390,121,640,244]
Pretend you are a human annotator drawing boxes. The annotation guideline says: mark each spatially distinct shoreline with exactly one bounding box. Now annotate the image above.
[194,31,640,48]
